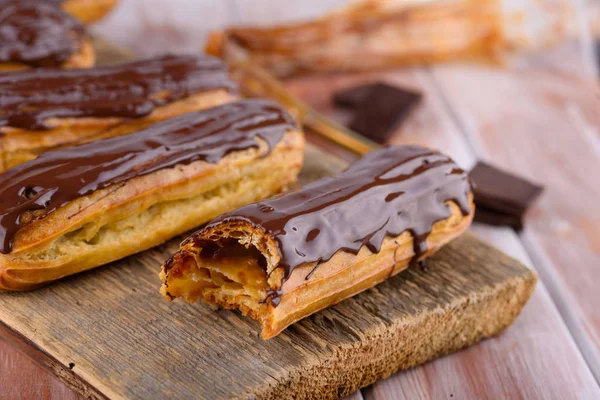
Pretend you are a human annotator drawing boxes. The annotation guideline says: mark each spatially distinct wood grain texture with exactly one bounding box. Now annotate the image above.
[363,224,600,400]
[0,337,77,400]
[0,36,136,400]
[4,1,596,398]
[0,227,535,399]
[285,68,600,398]
[0,143,536,399]
[429,64,600,381]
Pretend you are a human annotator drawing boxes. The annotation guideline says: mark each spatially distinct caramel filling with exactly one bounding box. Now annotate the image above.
[165,241,269,319]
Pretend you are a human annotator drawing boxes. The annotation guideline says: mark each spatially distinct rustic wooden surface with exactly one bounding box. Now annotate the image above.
[3,0,600,398]
[0,143,535,399]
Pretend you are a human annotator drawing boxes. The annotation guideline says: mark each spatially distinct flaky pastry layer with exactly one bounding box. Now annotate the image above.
[0,36,95,72]
[160,196,474,339]
[0,90,236,172]
[0,129,305,291]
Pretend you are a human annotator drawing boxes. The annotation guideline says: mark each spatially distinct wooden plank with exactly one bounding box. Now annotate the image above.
[0,227,534,400]
[363,225,600,400]
[6,3,594,397]
[343,391,365,400]
[0,337,77,400]
[0,322,101,400]
[285,68,600,398]
[429,63,600,381]
[1,307,369,400]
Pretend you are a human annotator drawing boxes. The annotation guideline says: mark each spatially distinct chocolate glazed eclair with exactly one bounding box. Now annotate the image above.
[0,99,305,291]
[160,145,474,339]
[0,0,95,71]
[0,54,238,172]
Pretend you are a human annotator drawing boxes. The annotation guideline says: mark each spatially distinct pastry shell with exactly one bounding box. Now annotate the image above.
[0,129,305,291]
[160,196,474,339]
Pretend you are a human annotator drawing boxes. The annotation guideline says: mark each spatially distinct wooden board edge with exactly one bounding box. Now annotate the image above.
[254,266,538,400]
[0,321,107,400]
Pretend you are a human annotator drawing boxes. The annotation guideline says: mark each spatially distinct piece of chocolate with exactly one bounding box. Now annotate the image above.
[469,162,543,230]
[332,83,379,108]
[333,83,422,143]
[473,206,523,231]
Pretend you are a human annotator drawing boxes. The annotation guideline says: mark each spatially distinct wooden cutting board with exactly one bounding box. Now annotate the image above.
[0,41,537,400]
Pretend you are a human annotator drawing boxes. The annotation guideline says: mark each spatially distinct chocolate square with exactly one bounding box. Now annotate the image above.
[333,84,379,108]
[469,162,543,230]
[333,83,422,143]
[473,206,524,231]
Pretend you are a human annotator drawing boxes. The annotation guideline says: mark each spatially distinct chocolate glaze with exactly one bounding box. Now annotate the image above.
[0,99,295,254]
[0,1,85,68]
[0,54,237,130]
[190,146,471,301]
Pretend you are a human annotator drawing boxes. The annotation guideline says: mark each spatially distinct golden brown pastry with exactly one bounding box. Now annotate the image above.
[0,99,305,291]
[0,1,95,71]
[0,54,238,172]
[160,145,474,339]
[206,0,503,77]
[59,0,119,24]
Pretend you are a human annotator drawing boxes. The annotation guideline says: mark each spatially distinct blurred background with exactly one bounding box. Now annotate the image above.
[90,0,600,78]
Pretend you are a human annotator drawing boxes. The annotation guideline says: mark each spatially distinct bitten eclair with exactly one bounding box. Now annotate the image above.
[0,99,305,291]
[0,1,95,71]
[160,146,474,339]
[0,54,238,172]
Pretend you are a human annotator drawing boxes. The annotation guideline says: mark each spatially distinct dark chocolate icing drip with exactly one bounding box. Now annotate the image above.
[201,146,471,288]
[0,54,237,130]
[0,99,295,254]
[0,1,85,68]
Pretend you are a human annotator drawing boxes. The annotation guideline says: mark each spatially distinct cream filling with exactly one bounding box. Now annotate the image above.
[165,241,269,318]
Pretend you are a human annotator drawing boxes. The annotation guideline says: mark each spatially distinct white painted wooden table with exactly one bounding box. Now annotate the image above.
[2,1,600,399]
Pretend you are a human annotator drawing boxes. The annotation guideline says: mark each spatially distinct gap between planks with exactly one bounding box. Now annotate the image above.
[374,67,599,400]
[425,64,600,385]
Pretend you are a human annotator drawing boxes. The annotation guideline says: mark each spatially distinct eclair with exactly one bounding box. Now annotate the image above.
[0,1,95,71]
[58,0,119,24]
[160,146,474,339]
[0,99,305,291]
[0,54,238,172]
[206,0,502,77]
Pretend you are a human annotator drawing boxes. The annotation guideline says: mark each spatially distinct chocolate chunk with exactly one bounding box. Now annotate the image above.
[469,162,543,230]
[473,206,523,231]
[333,83,422,143]
[332,84,378,108]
